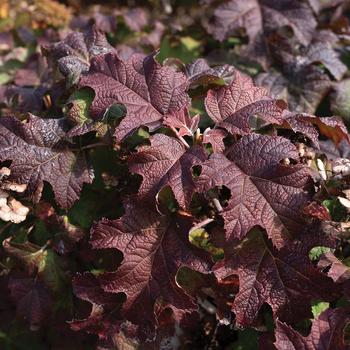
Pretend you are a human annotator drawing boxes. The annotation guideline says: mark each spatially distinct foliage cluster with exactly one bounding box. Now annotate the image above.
[0,0,350,349]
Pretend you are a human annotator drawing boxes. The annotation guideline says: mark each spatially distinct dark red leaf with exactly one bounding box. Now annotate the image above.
[128,134,207,209]
[43,25,115,85]
[275,307,350,350]
[80,53,190,142]
[0,115,94,209]
[197,134,311,247]
[205,71,287,135]
[302,202,332,221]
[9,276,52,331]
[90,202,212,337]
[214,230,338,327]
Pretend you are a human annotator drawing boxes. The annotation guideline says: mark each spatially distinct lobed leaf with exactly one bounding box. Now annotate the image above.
[198,134,311,247]
[0,115,94,209]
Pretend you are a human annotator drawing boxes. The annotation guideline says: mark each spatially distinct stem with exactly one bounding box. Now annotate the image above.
[80,142,108,151]
[169,125,190,149]
[191,218,214,231]
[212,198,223,212]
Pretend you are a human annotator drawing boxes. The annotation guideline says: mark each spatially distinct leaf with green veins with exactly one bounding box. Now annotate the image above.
[311,300,329,318]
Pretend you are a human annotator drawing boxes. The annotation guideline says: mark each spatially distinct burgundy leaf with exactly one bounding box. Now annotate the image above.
[214,230,338,328]
[319,140,350,161]
[80,53,190,142]
[302,202,332,221]
[73,273,122,308]
[0,115,94,209]
[283,114,320,148]
[275,307,350,350]
[207,0,316,69]
[122,7,149,32]
[206,0,261,42]
[304,40,347,81]
[163,107,200,137]
[318,252,350,283]
[90,203,212,336]
[0,85,46,114]
[185,58,235,87]
[256,65,332,114]
[128,134,206,209]
[287,114,350,146]
[202,128,227,153]
[198,134,311,247]
[205,70,287,135]
[331,78,350,120]
[43,25,115,85]
[9,276,52,331]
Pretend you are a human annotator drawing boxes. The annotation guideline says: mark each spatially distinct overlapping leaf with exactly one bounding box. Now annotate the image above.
[0,115,93,209]
[205,70,287,135]
[8,275,53,331]
[128,134,206,209]
[43,25,115,85]
[207,0,316,68]
[256,65,332,114]
[214,230,338,328]
[285,113,350,146]
[185,58,235,87]
[80,53,190,142]
[197,134,311,247]
[254,30,345,113]
[275,307,350,350]
[90,202,212,336]
[163,107,200,137]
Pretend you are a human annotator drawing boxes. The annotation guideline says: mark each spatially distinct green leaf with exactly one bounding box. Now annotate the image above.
[232,329,259,350]
[64,88,94,124]
[158,36,201,64]
[322,198,347,221]
[311,300,329,319]
[189,228,224,260]
[309,246,331,261]
[38,249,67,293]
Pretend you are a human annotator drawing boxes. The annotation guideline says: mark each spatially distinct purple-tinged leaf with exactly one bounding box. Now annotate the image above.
[256,65,331,114]
[214,230,339,328]
[185,58,235,87]
[318,252,350,283]
[275,307,350,350]
[197,134,311,247]
[9,275,53,331]
[202,128,227,153]
[80,53,190,142]
[43,25,115,85]
[128,134,206,209]
[205,70,286,135]
[90,203,212,337]
[163,107,199,137]
[0,115,94,209]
